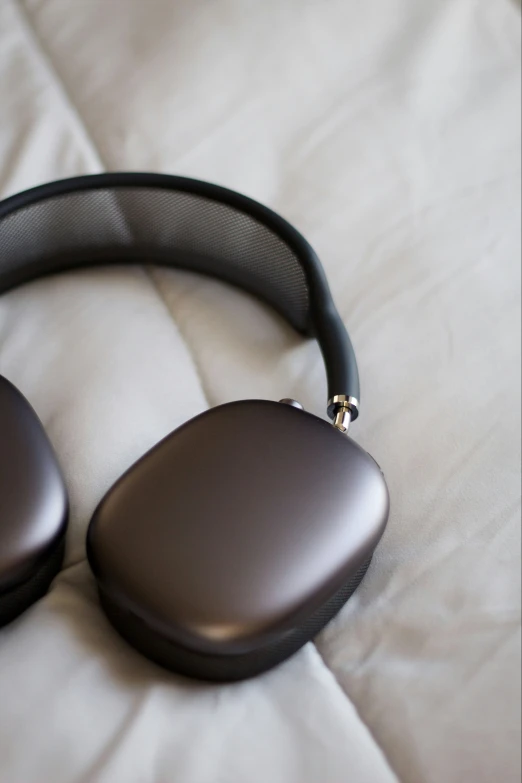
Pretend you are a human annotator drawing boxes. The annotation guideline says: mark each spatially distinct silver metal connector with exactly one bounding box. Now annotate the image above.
[328,395,359,434]
[327,395,359,421]
[333,405,352,433]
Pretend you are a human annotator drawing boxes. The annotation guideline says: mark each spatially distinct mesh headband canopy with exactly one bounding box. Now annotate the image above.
[0,174,359,417]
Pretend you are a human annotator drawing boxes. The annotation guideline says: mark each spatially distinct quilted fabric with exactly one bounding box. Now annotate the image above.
[0,2,520,782]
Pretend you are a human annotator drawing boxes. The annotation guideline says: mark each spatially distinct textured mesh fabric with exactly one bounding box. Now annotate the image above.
[0,175,360,404]
[0,187,310,332]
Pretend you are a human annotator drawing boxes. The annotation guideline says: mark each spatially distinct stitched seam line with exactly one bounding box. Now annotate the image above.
[13,0,105,170]
[144,266,212,409]
[311,642,402,782]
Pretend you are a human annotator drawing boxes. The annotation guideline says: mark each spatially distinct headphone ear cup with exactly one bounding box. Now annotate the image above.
[0,376,68,626]
[88,400,388,681]
[0,539,66,626]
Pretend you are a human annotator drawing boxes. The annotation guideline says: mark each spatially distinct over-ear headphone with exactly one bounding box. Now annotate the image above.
[0,174,389,681]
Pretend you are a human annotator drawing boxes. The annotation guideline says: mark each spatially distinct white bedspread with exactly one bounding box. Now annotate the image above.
[0,2,520,781]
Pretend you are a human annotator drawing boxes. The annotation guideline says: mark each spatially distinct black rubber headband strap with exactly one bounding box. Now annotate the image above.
[0,173,359,420]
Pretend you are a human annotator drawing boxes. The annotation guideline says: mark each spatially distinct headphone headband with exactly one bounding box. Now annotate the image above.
[0,174,387,682]
[0,173,359,421]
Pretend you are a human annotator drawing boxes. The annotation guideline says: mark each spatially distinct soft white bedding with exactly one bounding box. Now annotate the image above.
[0,1,520,781]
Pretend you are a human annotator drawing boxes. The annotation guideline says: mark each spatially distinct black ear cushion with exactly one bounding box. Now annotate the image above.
[98,556,372,682]
[0,536,65,627]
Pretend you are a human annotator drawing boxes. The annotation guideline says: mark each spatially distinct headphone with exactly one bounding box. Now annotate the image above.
[0,173,389,681]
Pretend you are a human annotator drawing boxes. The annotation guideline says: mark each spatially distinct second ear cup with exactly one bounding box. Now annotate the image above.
[0,539,66,626]
[0,376,68,626]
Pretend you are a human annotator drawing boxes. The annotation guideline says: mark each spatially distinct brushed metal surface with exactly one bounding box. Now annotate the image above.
[88,400,389,655]
[0,376,68,592]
